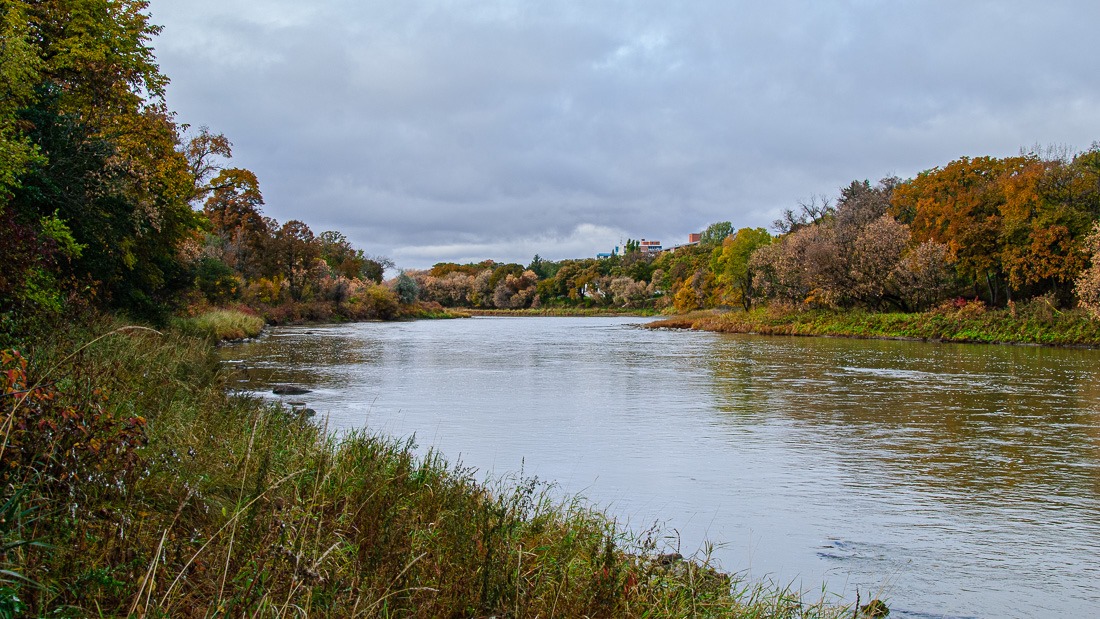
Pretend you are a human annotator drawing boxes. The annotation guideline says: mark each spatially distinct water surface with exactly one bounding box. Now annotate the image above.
[222,317,1100,618]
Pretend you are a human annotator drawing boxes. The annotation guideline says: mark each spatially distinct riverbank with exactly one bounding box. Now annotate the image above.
[648,299,1100,347]
[468,307,660,317]
[2,315,855,617]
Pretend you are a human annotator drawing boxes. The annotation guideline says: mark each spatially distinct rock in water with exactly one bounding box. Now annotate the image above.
[273,386,311,395]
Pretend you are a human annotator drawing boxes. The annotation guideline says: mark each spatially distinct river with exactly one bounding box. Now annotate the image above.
[220,316,1100,618]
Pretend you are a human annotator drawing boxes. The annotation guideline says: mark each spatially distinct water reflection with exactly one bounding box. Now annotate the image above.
[221,318,1100,619]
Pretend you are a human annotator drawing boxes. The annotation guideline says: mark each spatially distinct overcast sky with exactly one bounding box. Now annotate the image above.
[149,1,1100,269]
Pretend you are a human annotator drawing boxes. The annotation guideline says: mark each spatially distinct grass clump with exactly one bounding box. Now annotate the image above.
[185,308,266,341]
[1,315,855,617]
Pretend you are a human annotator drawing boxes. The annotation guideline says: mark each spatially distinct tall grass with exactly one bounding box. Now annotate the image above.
[184,308,266,341]
[1,315,856,617]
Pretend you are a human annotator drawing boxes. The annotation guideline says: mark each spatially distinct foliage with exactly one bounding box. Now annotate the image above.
[0,2,42,202]
[1075,222,1100,320]
[699,221,733,247]
[712,227,771,310]
[393,272,420,305]
[891,150,1100,305]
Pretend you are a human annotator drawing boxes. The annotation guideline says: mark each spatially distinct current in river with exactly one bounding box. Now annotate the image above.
[221,316,1100,619]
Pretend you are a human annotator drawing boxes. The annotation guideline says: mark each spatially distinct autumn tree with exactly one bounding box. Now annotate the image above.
[203,168,268,279]
[318,230,386,281]
[891,156,1022,303]
[1075,222,1100,319]
[182,126,233,203]
[848,215,910,308]
[492,270,539,308]
[272,220,321,301]
[998,154,1096,303]
[0,2,40,201]
[893,240,955,310]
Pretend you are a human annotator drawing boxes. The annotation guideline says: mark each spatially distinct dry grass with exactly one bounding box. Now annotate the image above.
[186,308,266,341]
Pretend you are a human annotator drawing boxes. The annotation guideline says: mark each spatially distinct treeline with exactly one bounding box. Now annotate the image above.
[192,162,399,323]
[413,147,1100,317]
[0,0,397,346]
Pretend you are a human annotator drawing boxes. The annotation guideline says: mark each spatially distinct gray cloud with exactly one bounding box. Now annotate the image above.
[150,0,1100,268]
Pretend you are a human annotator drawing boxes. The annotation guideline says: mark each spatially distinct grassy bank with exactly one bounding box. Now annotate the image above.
[649,299,1100,347]
[182,308,267,341]
[1,316,855,617]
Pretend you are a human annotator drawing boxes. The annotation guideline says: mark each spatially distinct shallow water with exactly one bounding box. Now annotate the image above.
[221,316,1100,618]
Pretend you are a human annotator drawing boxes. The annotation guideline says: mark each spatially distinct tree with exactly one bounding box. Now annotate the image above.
[712,227,771,310]
[3,0,202,319]
[0,2,41,202]
[891,156,1021,304]
[393,271,419,305]
[1075,223,1100,319]
[834,178,897,246]
[893,240,955,311]
[182,126,233,203]
[527,254,549,279]
[699,221,733,247]
[849,215,910,308]
[272,220,320,301]
[773,195,834,234]
[317,230,387,281]
[203,168,268,278]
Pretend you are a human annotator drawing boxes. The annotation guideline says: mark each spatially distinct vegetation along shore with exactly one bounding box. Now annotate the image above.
[649,297,1100,348]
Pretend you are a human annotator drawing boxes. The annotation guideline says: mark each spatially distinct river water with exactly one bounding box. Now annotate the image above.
[221,316,1100,618]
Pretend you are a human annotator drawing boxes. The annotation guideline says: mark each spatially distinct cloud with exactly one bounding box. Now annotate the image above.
[150,0,1100,268]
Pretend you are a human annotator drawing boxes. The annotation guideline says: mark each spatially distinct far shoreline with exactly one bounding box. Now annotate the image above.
[645,305,1100,349]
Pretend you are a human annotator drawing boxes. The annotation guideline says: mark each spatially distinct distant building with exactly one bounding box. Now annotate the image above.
[688,232,702,244]
[639,239,662,253]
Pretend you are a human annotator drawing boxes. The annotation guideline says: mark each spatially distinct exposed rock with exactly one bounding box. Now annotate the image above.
[273,386,311,395]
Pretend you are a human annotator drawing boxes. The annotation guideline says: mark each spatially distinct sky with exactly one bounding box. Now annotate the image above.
[148,1,1100,270]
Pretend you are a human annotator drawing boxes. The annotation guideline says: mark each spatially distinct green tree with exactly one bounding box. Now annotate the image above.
[0,2,41,202]
[393,271,419,304]
[3,0,202,320]
[712,227,771,310]
[699,221,733,247]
